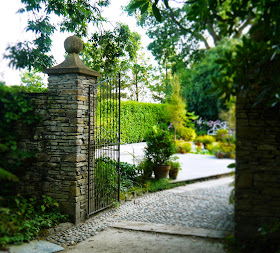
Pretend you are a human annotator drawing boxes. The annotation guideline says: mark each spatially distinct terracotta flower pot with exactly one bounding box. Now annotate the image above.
[216,152,224,159]
[154,165,171,179]
[169,168,179,180]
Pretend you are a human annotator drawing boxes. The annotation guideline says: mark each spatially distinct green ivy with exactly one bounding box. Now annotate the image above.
[0,85,41,195]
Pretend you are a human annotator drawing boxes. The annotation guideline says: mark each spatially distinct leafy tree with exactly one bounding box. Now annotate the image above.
[126,0,249,63]
[126,0,280,107]
[4,0,110,72]
[146,66,172,103]
[82,23,141,75]
[81,23,154,100]
[181,41,233,119]
[125,52,153,101]
[20,70,47,92]
[165,76,187,140]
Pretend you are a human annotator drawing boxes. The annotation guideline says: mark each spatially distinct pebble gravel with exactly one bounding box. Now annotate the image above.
[47,178,234,246]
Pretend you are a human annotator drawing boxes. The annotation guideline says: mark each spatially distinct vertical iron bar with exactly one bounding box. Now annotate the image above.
[93,85,96,212]
[118,73,121,202]
[87,75,121,215]
[88,85,91,216]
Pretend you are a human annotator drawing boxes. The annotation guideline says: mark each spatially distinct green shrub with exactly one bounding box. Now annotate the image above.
[94,157,118,204]
[195,135,216,146]
[0,195,68,247]
[119,162,141,190]
[137,158,154,179]
[215,129,230,142]
[202,135,216,144]
[144,126,176,166]
[194,135,203,143]
[179,127,196,141]
[175,140,192,153]
[205,142,219,154]
[206,142,235,158]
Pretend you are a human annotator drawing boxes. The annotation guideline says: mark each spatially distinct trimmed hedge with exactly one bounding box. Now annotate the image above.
[120,101,167,143]
[96,100,167,144]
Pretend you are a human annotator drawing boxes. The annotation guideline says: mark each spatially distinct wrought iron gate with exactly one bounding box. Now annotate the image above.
[88,74,121,216]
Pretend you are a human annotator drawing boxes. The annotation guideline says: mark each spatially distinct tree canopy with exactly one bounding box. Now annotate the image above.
[82,23,141,74]
[127,0,280,107]
[4,0,110,72]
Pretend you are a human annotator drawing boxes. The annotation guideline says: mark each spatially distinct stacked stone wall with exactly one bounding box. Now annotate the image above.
[235,93,280,240]
[18,74,96,224]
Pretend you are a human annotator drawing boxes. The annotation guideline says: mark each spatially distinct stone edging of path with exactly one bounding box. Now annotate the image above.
[111,221,231,239]
[170,171,234,184]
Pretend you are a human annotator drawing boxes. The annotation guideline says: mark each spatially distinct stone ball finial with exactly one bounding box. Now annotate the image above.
[64,35,83,54]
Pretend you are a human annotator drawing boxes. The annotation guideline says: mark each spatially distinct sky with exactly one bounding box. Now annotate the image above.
[0,1,154,86]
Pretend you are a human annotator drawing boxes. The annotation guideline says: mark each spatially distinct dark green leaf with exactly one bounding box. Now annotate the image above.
[152,4,162,22]
[129,0,148,10]
[227,163,236,168]
[140,2,150,14]
[163,0,169,8]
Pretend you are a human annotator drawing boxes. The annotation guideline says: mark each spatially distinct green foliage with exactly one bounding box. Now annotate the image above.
[174,140,192,154]
[179,127,196,142]
[165,77,187,138]
[128,0,280,108]
[181,43,230,119]
[144,126,175,166]
[20,70,47,93]
[215,129,231,142]
[119,162,141,190]
[126,53,153,101]
[137,158,154,180]
[0,195,68,247]
[146,179,185,192]
[94,157,144,197]
[195,135,216,145]
[0,168,19,183]
[145,126,175,165]
[5,0,110,71]
[82,23,141,75]
[167,156,181,171]
[225,222,280,253]
[120,178,186,200]
[117,100,167,143]
[0,85,40,195]
[219,101,236,132]
[94,157,118,204]
[207,142,235,159]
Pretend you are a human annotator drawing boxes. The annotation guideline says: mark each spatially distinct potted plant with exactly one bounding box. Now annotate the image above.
[167,156,182,180]
[144,126,176,179]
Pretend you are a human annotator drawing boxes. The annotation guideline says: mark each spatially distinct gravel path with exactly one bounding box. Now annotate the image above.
[47,177,234,246]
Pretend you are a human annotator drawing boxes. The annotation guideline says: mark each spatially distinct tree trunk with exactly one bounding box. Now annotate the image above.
[135,74,138,101]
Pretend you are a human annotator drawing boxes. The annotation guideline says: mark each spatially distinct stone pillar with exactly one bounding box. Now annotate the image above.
[44,36,101,224]
[235,92,280,241]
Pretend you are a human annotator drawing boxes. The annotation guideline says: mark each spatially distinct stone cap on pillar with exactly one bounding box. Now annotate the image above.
[44,35,101,77]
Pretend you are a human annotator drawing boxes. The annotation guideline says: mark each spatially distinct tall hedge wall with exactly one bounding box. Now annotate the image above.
[96,100,167,144]
[120,101,167,143]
